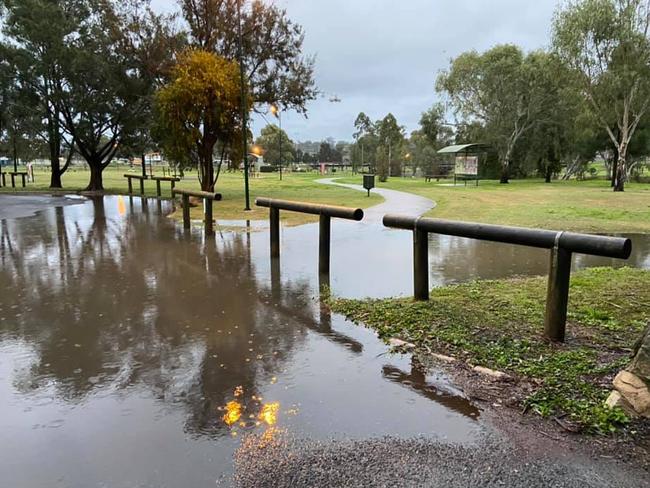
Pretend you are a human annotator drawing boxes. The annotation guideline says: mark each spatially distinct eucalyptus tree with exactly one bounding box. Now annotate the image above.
[437,45,565,183]
[376,113,405,180]
[0,0,77,187]
[255,124,295,168]
[553,0,650,191]
[179,0,317,112]
[2,0,178,191]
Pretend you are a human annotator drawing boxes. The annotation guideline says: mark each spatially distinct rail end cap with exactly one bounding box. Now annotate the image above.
[352,208,364,221]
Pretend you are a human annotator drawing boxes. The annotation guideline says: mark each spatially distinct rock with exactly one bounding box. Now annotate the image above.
[387,338,415,351]
[612,370,650,417]
[605,390,637,417]
[472,365,511,381]
[629,323,650,382]
[430,353,456,364]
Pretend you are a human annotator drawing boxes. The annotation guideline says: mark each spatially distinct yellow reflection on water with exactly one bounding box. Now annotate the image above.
[117,195,126,216]
[259,402,280,426]
[223,401,243,426]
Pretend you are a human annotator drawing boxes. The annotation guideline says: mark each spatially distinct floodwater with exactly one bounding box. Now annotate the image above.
[0,194,648,487]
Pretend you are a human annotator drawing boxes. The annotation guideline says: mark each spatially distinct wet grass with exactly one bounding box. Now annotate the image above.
[336,176,650,233]
[0,167,382,226]
[329,267,650,433]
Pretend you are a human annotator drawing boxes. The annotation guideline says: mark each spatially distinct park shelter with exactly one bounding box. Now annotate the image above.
[437,143,491,185]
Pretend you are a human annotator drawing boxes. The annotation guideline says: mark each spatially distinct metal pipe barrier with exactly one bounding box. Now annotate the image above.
[172,189,222,234]
[124,174,147,196]
[150,176,180,198]
[255,197,364,274]
[383,215,632,342]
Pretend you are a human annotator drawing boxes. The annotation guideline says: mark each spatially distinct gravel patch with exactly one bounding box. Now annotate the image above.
[231,430,649,488]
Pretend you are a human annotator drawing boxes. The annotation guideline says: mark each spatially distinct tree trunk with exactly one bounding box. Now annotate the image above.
[500,164,510,184]
[613,154,626,192]
[610,146,619,187]
[545,165,552,183]
[199,154,214,192]
[50,161,63,188]
[85,161,105,191]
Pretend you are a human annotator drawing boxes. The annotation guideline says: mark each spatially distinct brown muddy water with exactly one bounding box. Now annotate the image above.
[0,195,648,487]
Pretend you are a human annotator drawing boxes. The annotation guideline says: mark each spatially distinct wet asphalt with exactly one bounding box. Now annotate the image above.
[232,434,649,488]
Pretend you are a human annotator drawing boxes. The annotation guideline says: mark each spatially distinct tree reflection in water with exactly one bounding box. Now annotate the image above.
[0,196,318,438]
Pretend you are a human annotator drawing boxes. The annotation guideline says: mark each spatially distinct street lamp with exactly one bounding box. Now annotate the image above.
[270,104,282,180]
[237,0,251,210]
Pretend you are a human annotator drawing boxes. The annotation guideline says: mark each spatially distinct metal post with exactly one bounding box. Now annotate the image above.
[544,235,573,342]
[139,178,145,196]
[182,194,190,230]
[319,214,331,274]
[270,207,280,258]
[413,228,429,300]
[127,177,132,195]
[237,0,251,211]
[170,180,176,197]
[11,173,15,188]
[21,173,25,187]
[204,198,214,235]
[156,180,161,197]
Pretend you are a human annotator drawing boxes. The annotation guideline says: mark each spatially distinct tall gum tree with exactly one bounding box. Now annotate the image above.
[437,45,564,183]
[553,0,650,191]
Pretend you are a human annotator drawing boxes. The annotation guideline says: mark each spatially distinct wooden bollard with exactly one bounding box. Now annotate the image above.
[318,215,331,274]
[204,198,214,235]
[182,194,190,230]
[270,207,280,258]
[413,228,429,301]
[544,236,572,342]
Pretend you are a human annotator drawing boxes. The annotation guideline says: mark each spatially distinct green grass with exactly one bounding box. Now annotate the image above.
[337,176,650,233]
[329,267,650,433]
[0,166,382,225]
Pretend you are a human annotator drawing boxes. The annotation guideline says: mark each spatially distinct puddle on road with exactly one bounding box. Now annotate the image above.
[0,195,648,487]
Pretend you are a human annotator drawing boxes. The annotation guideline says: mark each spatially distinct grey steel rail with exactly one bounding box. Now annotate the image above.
[255,197,364,274]
[383,215,632,342]
[172,189,222,234]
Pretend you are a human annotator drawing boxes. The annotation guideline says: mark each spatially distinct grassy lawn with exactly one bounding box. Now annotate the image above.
[0,166,382,225]
[337,176,650,233]
[329,267,650,433]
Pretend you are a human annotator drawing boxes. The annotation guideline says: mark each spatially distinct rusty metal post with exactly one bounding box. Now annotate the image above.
[204,198,214,235]
[413,228,429,301]
[319,214,331,274]
[182,194,190,230]
[544,234,573,342]
[270,207,280,258]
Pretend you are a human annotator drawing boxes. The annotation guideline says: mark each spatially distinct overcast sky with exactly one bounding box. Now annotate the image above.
[153,0,559,142]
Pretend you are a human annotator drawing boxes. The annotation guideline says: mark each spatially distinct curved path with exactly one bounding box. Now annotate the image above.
[316,177,435,222]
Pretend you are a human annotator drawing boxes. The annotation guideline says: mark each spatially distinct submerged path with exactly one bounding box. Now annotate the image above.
[316,177,435,221]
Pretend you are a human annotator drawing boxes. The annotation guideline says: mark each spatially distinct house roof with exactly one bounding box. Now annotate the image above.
[437,143,491,154]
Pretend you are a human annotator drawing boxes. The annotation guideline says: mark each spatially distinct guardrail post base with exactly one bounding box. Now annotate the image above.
[319,215,331,274]
[270,207,280,258]
[204,198,213,235]
[182,194,190,230]
[414,228,429,300]
[544,244,572,342]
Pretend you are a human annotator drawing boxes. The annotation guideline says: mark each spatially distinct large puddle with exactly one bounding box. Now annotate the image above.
[0,195,648,487]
